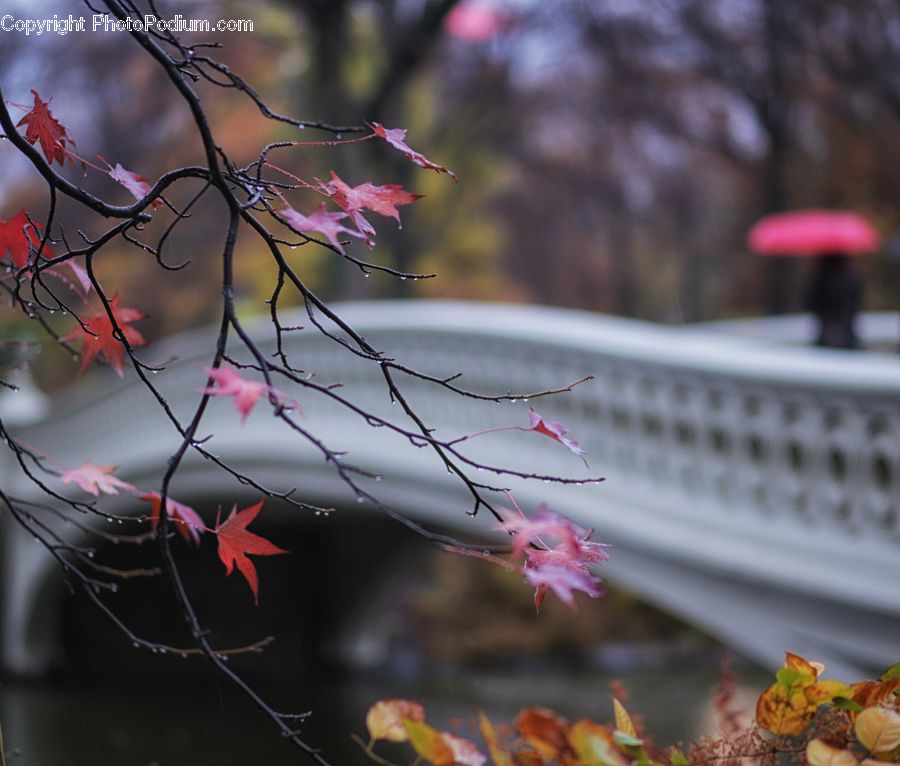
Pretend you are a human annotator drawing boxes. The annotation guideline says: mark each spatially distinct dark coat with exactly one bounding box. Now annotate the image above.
[804,254,862,349]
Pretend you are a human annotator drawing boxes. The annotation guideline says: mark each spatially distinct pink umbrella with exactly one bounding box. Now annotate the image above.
[445,3,504,42]
[747,210,881,256]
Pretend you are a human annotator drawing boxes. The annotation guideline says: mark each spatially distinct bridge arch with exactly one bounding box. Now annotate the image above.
[3,301,900,679]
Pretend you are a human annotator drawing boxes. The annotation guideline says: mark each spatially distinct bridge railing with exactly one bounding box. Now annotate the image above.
[5,301,900,676]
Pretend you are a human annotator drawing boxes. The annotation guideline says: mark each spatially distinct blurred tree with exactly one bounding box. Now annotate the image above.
[5,0,899,335]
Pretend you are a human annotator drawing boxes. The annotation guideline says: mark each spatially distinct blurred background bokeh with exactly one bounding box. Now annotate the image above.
[3,0,900,357]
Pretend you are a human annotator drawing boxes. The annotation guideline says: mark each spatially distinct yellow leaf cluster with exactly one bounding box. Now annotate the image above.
[756,653,852,735]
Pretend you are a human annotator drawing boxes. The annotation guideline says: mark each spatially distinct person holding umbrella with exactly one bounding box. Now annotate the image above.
[748,210,881,349]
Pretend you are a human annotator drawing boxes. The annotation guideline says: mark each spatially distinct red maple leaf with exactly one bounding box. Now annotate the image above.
[371,123,457,181]
[0,210,45,268]
[140,491,205,545]
[62,294,147,376]
[0,209,90,294]
[321,171,423,245]
[215,500,287,604]
[279,202,363,254]
[16,90,77,167]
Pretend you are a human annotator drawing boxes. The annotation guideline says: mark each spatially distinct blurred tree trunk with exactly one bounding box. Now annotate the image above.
[608,187,637,317]
[304,0,350,123]
[676,183,703,323]
[761,0,796,315]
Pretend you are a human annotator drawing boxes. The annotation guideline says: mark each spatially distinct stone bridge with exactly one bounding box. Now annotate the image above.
[2,301,899,679]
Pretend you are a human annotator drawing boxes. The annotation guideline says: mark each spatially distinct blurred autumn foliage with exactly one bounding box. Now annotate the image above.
[360,654,900,766]
[3,0,900,374]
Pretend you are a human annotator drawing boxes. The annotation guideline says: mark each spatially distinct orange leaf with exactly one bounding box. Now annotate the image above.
[756,683,815,736]
[511,751,542,766]
[365,699,425,743]
[785,652,821,678]
[853,681,900,712]
[515,707,570,761]
[402,719,455,766]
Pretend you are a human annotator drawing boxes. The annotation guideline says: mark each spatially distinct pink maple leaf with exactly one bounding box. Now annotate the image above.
[524,564,603,612]
[61,461,137,496]
[525,539,610,571]
[141,491,205,545]
[279,202,363,254]
[496,503,609,612]
[104,159,162,210]
[528,407,587,460]
[202,365,297,424]
[496,504,587,558]
[371,123,457,181]
[61,258,92,294]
